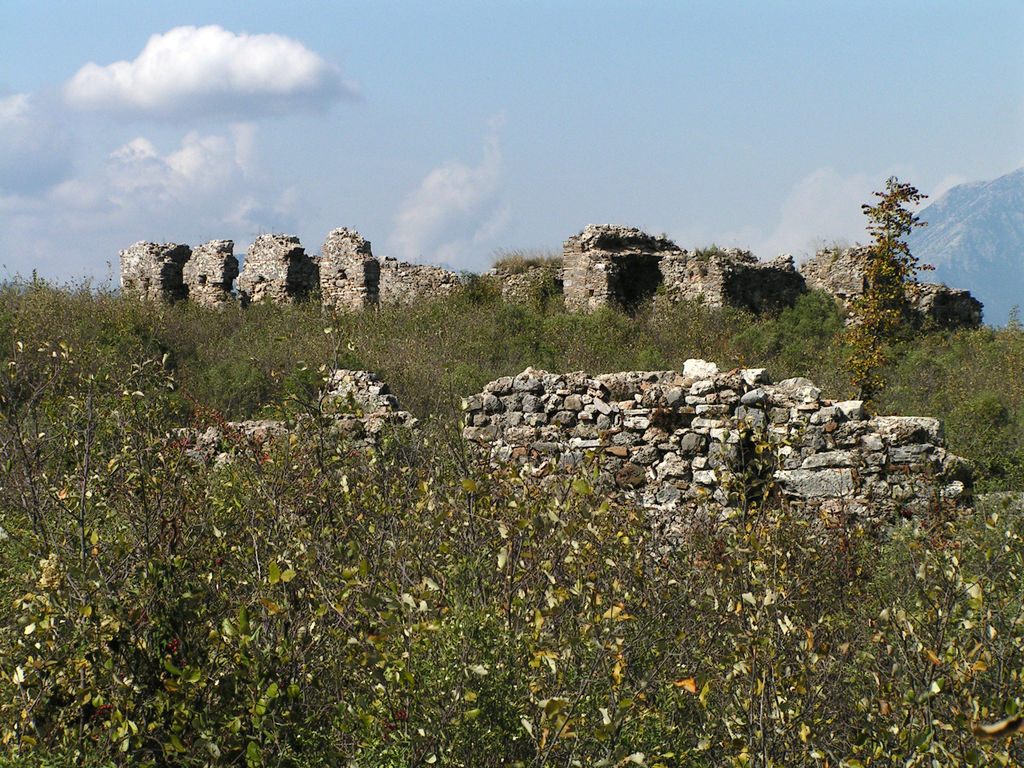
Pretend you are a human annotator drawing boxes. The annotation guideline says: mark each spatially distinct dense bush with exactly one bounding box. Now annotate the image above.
[2,278,1024,765]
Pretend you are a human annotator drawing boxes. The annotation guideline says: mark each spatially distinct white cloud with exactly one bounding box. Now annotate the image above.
[0,93,73,194]
[1,126,303,279]
[388,123,509,268]
[64,25,355,118]
[753,167,880,261]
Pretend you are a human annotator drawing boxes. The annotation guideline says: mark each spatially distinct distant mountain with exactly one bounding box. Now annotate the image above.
[908,167,1024,326]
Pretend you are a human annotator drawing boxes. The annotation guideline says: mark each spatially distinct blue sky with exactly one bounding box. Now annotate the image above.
[1,1,1021,281]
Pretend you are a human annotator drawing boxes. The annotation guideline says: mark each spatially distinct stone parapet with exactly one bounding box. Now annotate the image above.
[462,361,972,536]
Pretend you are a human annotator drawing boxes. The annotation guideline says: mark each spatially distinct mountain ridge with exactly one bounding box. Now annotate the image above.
[909,167,1024,325]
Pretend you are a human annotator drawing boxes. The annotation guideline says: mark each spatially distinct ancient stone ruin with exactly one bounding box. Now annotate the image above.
[319,228,380,310]
[118,224,983,330]
[462,361,972,536]
[481,265,563,306]
[119,242,192,303]
[236,234,319,305]
[559,225,806,315]
[379,257,462,305]
[176,369,416,465]
[657,251,805,314]
[802,246,983,329]
[120,228,462,311]
[174,358,974,541]
[561,226,671,313]
[182,240,238,308]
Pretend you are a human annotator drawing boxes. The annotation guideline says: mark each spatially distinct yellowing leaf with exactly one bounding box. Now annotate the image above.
[674,677,697,694]
[268,561,281,585]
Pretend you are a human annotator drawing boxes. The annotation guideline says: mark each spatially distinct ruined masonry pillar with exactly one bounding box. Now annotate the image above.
[119,242,192,302]
[237,234,318,305]
[182,240,239,307]
[319,228,380,309]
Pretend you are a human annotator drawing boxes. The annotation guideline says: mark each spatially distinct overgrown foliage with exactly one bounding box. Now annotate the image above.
[490,249,564,275]
[2,276,1024,764]
[845,177,930,402]
[1,329,1024,765]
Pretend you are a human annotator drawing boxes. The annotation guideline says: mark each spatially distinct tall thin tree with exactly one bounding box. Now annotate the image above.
[846,176,929,402]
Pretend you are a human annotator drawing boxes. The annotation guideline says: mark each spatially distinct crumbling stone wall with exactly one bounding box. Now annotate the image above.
[462,361,972,534]
[658,250,805,313]
[561,226,805,315]
[176,369,416,465]
[561,225,673,313]
[237,234,319,305]
[910,282,983,329]
[120,242,192,302]
[484,264,563,305]
[319,228,380,310]
[182,240,238,307]
[378,257,461,305]
[801,247,983,329]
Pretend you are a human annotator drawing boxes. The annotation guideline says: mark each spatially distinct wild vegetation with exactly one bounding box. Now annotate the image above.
[490,249,563,275]
[2,273,1024,767]
[845,177,931,402]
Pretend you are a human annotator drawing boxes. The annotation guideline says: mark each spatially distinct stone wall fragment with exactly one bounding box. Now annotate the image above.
[237,234,318,305]
[183,240,238,307]
[320,228,379,310]
[462,360,973,530]
[120,242,192,302]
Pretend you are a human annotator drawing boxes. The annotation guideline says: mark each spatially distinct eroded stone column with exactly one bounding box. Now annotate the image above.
[319,228,380,310]
[237,234,318,305]
[119,242,192,302]
[183,239,238,307]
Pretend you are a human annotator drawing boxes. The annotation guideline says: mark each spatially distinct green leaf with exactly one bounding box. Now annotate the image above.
[246,740,261,765]
[268,562,281,585]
